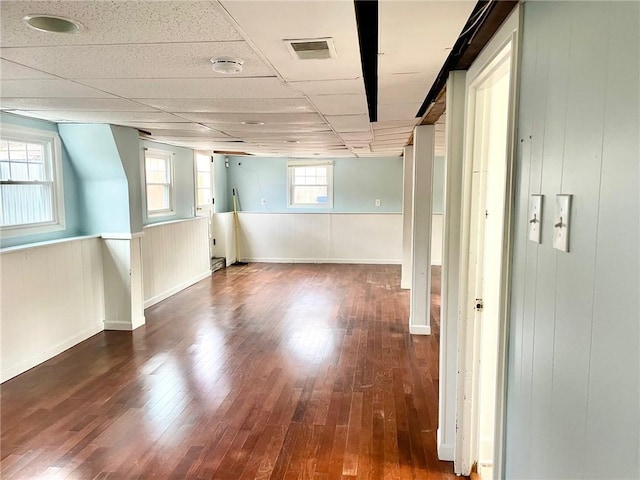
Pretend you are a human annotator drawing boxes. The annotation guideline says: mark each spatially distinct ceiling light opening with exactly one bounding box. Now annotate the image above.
[241,121,265,125]
[210,56,244,74]
[23,15,82,33]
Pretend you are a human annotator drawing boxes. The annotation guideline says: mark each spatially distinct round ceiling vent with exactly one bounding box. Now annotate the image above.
[210,56,244,74]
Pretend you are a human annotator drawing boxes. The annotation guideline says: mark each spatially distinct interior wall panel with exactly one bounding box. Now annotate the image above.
[141,217,211,308]
[505,2,639,479]
[232,213,443,265]
[0,237,105,382]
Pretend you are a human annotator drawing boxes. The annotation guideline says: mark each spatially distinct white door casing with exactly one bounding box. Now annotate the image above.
[454,6,521,478]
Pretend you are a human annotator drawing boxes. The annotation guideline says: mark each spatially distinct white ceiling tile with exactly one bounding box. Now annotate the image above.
[221,1,363,82]
[288,79,365,96]
[374,119,418,127]
[213,124,332,134]
[309,94,368,116]
[339,132,373,141]
[0,98,153,112]
[378,73,433,105]
[222,131,341,141]
[372,125,415,136]
[2,110,61,122]
[146,134,236,144]
[377,103,422,122]
[77,78,303,99]
[0,1,243,47]
[136,98,315,114]
[1,42,274,79]
[0,79,115,98]
[0,59,55,79]
[120,122,209,131]
[22,111,187,124]
[325,114,371,133]
[175,112,326,125]
[378,1,475,75]
[371,138,409,147]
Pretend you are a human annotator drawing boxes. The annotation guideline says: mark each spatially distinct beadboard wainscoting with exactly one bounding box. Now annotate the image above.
[141,217,211,308]
[0,236,105,382]
[212,212,236,264]
[230,212,442,265]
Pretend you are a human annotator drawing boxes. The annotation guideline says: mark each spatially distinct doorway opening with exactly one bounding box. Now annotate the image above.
[455,29,518,480]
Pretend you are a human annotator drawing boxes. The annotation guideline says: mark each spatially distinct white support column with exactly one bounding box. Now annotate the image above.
[410,125,435,335]
[101,234,145,331]
[401,145,414,289]
[438,70,467,462]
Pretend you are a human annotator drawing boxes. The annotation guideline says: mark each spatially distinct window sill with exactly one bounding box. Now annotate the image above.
[0,221,65,239]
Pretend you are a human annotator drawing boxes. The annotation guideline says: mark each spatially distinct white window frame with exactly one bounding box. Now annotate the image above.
[287,160,334,209]
[144,148,175,217]
[0,123,65,238]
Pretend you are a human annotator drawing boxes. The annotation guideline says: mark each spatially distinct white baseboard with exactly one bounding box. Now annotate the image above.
[409,324,431,335]
[240,257,401,265]
[104,320,134,331]
[144,270,212,308]
[437,428,455,461]
[1,323,103,383]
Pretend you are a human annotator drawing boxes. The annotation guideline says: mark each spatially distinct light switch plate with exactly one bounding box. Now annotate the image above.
[553,194,572,252]
[528,194,543,243]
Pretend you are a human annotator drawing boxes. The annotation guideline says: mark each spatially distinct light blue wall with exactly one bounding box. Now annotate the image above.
[226,156,404,213]
[505,2,639,479]
[112,125,143,233]
[213,153,229,213]
[58,124,131,235]
[141,140,195,225]
[0,113,82,248]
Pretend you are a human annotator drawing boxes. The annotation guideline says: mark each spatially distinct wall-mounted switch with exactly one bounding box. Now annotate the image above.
[375,199,381,207]
[528,194,543,243]
[553,194,572,252]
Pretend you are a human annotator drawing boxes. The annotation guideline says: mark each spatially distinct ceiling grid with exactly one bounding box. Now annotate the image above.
[0,0,475,157]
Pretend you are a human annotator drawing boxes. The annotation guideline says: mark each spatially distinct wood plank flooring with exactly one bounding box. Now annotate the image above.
[1,263,457,479]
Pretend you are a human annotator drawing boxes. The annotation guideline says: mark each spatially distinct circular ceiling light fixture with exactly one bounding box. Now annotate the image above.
[23,14,82,33]
[210,56,244,74]
[241,120,265,125]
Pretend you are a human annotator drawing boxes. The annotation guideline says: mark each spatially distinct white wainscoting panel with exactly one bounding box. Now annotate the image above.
[142,217,211,308]
[1,236,105,383]
[234,213,392,264]
[234,213,442,265]
[212,212,236,263]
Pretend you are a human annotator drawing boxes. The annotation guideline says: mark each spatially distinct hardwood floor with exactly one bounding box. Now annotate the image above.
[1,263,456,479]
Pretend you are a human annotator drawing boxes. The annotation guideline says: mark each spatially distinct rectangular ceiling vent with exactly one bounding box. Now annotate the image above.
[284,37,337,60]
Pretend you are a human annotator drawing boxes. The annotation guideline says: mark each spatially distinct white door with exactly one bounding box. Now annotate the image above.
[195,152,214,257]
[456,32,517,479]
[473,66,511,480]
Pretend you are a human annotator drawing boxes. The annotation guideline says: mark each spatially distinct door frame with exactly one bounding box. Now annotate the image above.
[454,6,521,479]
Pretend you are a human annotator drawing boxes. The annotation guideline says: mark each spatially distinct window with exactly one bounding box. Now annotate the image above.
[144,149,174,215]
[195,153,212,208]
[0,124,65,237]
[287,161,333,208]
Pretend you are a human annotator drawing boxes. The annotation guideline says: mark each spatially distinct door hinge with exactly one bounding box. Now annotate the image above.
[212,198,215,205]
[475,298,484,311]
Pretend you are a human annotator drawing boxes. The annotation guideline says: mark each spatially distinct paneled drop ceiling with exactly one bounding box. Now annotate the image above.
[0,1,475,157]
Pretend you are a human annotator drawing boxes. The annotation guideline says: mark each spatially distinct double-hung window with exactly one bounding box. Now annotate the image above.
[144,149,174,216]
[287,161,333,208]
[0,124,65,237]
